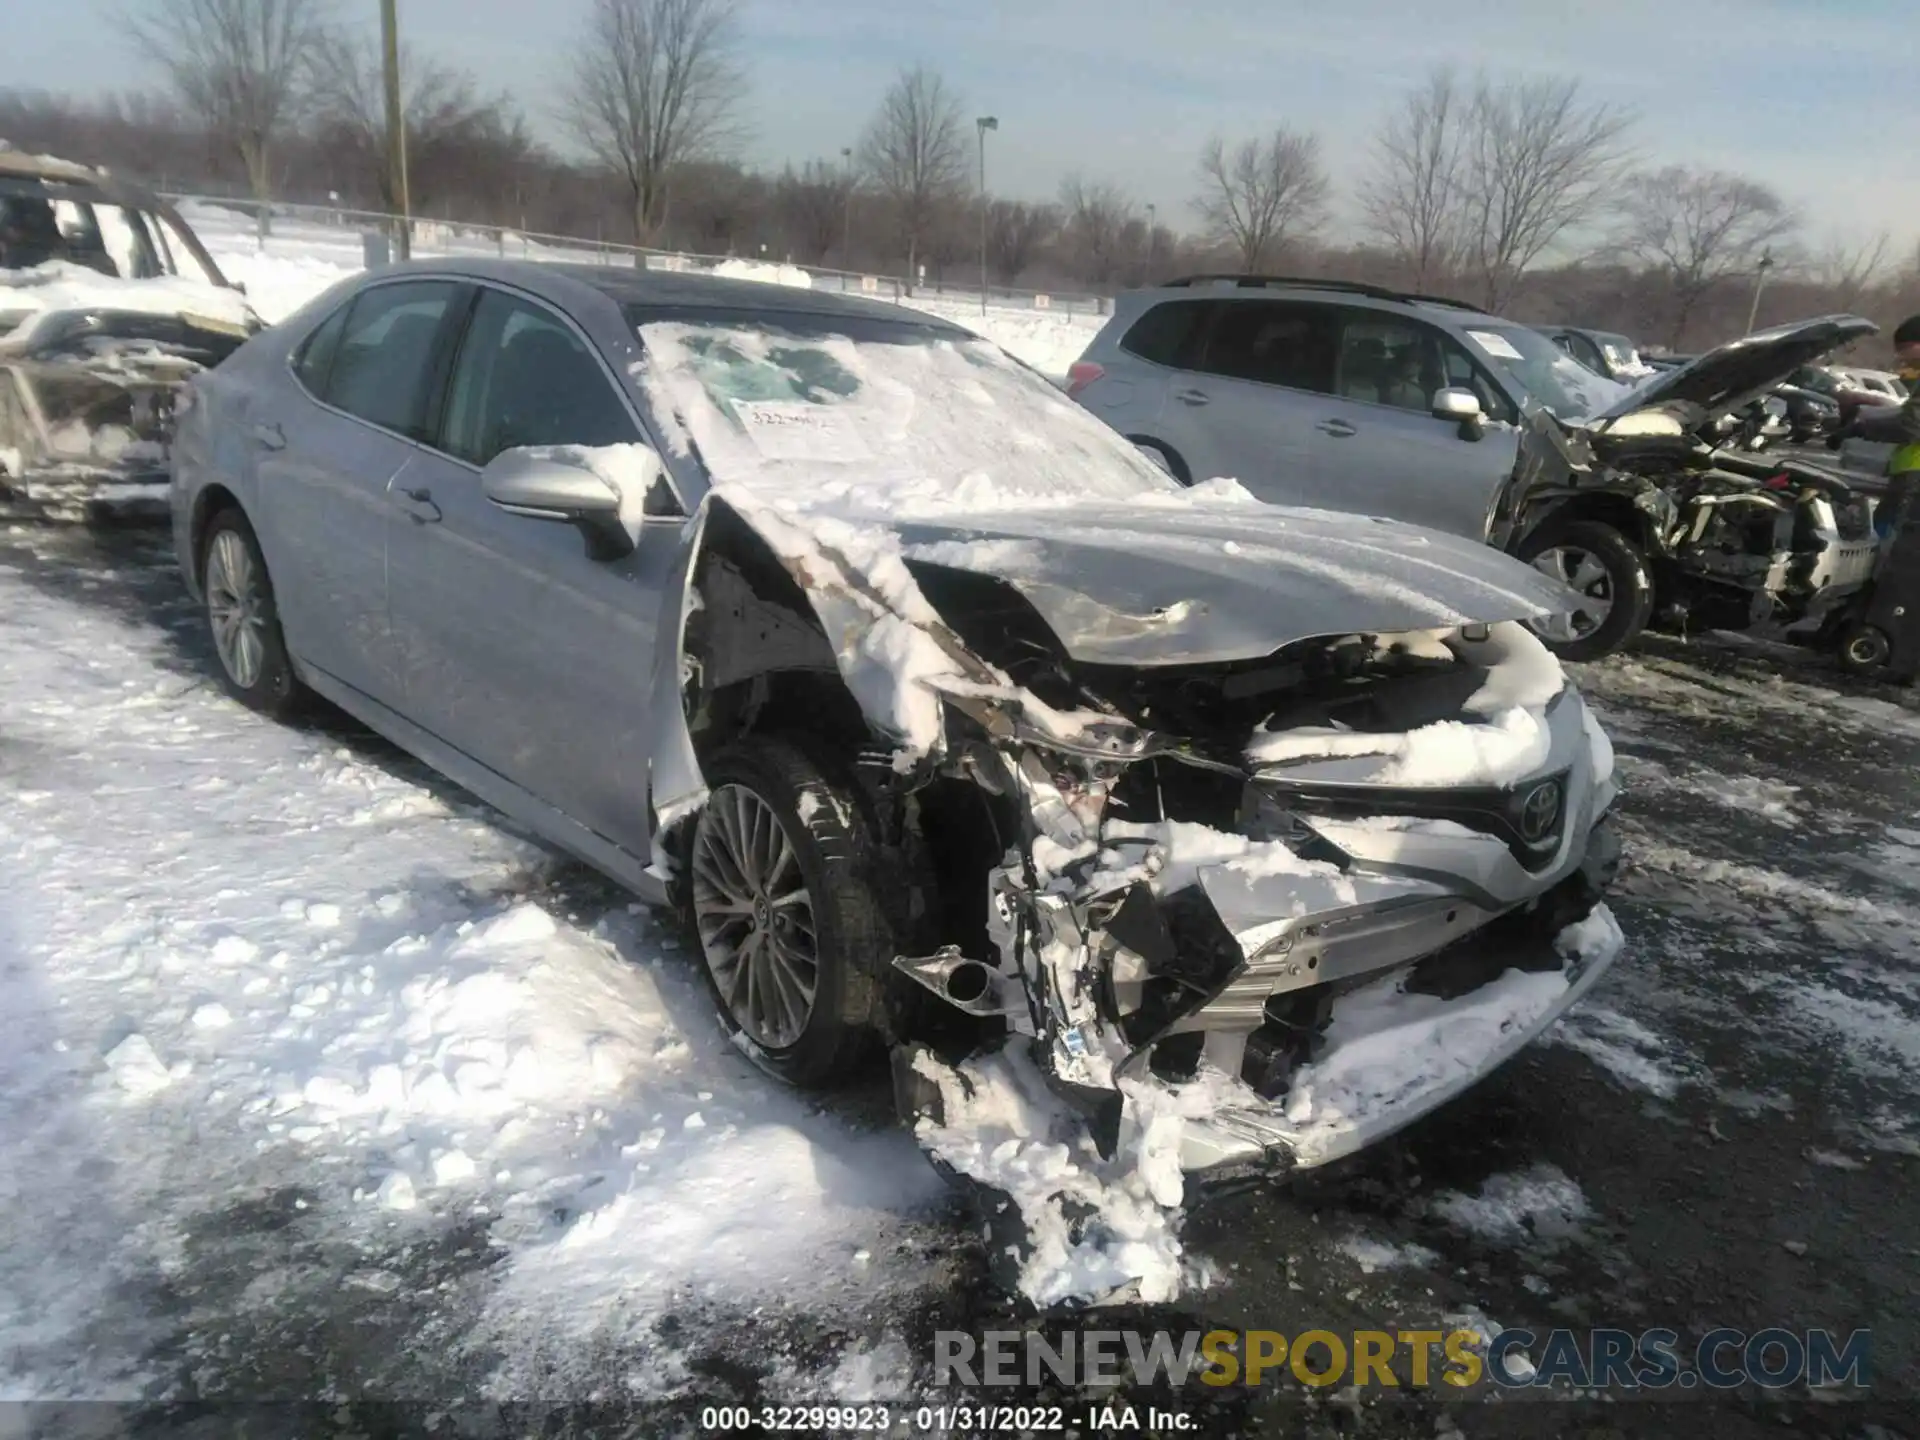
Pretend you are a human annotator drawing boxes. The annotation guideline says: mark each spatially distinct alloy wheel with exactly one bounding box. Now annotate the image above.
[1530,545,1615,641]
[206,529,268,690]
[689,783,820,1049]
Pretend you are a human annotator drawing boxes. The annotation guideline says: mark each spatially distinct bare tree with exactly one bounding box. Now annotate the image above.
[986,199,1056,282]
[1457,75,1633,311]
[1359,68,1465,291]
[1193,128,1331,272]
[124,0,325,213]
[1059,176,1139,287]
[858,65,968,289]
[307,30,514,217]
[564,0,745,250]
[1616,165,1799,346]
[770,160,851,263]
[1811,230,1892,310]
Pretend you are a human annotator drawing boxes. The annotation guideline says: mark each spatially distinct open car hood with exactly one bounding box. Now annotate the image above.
[1592,315,1878,434]
[884,501,1575,665]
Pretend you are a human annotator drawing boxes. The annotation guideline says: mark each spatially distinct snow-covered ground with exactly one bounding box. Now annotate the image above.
[0,543,949,1399]
[180,202,1104,381]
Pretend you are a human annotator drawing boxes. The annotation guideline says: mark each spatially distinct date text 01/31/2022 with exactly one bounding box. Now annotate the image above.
[698,1404,1194,1432]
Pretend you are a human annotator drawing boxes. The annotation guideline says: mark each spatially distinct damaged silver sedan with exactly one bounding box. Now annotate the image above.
[172,260,1625,1280]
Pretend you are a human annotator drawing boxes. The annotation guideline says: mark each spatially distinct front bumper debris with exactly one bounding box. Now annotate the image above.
[897,678,1625,1176]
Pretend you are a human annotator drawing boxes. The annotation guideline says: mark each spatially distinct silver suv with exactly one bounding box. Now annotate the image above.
[1067,275,1639,653]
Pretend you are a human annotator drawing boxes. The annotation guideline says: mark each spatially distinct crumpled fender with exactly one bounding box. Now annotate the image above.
[639,495,714,884]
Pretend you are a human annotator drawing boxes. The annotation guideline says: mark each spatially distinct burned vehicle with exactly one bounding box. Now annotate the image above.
[171,260,1624,1300]
[1489,315,1882,650]
[0,149,258,519]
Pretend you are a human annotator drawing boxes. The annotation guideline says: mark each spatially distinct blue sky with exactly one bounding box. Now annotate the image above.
[10,0,1918,249]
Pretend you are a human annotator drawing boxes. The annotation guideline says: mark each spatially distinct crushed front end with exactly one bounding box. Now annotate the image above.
[1646,451,1880,633]
[892,613,1623,1180]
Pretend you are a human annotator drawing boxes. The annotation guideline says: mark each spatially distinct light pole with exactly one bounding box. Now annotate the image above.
[976,115,998,316]
[380,0,411,260]
[1146,202,1157,279]
[1746,248,1774,334]
[840,146,854,267]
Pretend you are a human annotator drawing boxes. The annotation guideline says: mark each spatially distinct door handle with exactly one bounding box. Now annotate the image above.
[396,485,441,524]
[1173,388,1211,407]
[1316,419,1357,438]
[251,422,285,451]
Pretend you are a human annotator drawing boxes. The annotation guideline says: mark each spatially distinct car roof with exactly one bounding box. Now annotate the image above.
[362,256,973,334]
[1126,274,1507,326]
[0,149,104,185]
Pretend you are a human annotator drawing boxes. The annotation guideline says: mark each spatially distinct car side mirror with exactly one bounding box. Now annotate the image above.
[482,445,677,560]
[1432,387,1486,442]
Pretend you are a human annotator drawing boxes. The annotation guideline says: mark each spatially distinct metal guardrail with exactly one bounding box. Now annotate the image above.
[164,194,1113,319]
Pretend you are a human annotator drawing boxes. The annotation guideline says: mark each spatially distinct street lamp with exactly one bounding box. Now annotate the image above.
[1746,248,1775,334]
[1146,202,1157,278]
[840,146,854,266]
[976,116,998,316]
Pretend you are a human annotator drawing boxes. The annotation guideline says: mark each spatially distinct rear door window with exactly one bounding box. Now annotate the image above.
[1119,300,1209,368]
[1193,300,1337,392]
[322,281,461,439]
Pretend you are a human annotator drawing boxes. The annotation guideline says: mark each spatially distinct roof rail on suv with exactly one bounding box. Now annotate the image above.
[1159,274,1482,312]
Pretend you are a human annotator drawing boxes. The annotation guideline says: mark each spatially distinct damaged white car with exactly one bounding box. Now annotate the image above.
[171,259,1625,1300]
[1,148,258,519]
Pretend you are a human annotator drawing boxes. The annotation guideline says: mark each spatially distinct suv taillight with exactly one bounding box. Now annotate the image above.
[1065,361,1105,399]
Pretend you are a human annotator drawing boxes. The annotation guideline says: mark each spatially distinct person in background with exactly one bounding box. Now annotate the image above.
[1846,315,1920,535]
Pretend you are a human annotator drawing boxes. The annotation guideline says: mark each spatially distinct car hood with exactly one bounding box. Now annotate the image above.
[0,261,257,350]
[1592,315,1877,434]
[878,500,1574,665]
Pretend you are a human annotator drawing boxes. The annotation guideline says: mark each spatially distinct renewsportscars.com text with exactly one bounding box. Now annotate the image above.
[935,1326,1870,1393]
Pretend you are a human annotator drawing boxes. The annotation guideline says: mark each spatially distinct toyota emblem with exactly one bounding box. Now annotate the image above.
[1519,780,1563,843]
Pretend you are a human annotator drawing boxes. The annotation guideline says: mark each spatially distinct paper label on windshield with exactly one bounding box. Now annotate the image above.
[1466,329,1524,361]
[728,399,872,462]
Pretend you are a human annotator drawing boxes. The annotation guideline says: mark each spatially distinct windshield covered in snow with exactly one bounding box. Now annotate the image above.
[631,311,1181,507]
[1457,323,1630,422]
[0,180,167,278]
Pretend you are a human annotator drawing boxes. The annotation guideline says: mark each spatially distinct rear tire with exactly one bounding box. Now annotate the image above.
[1836,622,1892,676]
[1519,519,1655,662]
[682,735,889,1088]
[200,507,308,720]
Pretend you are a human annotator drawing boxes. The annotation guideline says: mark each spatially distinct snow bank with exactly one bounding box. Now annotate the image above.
[902,296,1105,382]
[712,258,814,289]
[174,199,1102,379]
[0,565,944,1398]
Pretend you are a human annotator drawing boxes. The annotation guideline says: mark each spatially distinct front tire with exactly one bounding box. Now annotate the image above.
[1519,519,1655,662]
[683,735,889,1087]
[1128,437,1191,485]
[201,507,307,719]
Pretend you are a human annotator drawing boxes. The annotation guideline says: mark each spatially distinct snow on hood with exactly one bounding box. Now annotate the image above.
[889,502,1573,665]
[1246,622,1569,787]
[0,261,255,346]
